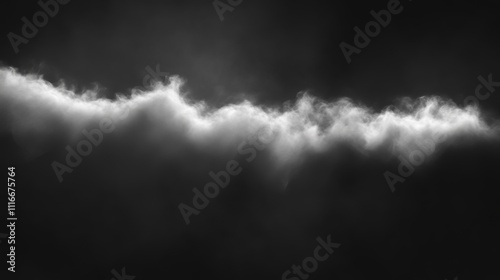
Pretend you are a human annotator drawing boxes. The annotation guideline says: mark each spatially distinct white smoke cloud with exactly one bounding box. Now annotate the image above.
[0,67,496,166]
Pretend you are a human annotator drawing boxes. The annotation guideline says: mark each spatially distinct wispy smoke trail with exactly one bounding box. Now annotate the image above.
[0,67,496,166]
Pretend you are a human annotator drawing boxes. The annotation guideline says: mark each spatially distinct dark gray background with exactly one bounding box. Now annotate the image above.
[1,0,499,279]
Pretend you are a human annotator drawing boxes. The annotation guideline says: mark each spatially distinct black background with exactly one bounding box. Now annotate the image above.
[1,0,500,279]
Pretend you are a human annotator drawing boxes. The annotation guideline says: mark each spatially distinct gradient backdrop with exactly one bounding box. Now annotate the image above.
[1,0,500,279]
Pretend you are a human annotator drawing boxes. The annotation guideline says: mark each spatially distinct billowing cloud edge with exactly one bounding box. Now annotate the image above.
[0,66,497,167]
